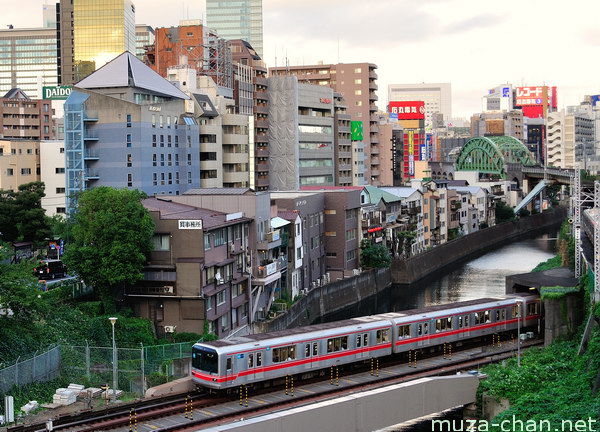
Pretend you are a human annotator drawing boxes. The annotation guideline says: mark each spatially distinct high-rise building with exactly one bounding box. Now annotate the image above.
[267,76,335,190]
[229,39,270,191]
[269,62,379,186]
[206,0,263,58]
[0,27,58,99]
[547,108,594,170]
[58,0,136,85]
[135,24,155,61]
[388,83,452,129]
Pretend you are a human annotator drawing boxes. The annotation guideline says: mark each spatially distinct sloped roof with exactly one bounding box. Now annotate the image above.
[379,187,421,199]
[363,185,402,204]
[142,197,251,230]
[183,188,253,195]
[3,88,29,99]
[76,52,189,100]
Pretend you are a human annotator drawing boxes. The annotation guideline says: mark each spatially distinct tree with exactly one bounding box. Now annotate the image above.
[360,239,392,269]
[397,230,416,258]
[63,187,155,311]
[494,201,515,223]
[0,181,51,244]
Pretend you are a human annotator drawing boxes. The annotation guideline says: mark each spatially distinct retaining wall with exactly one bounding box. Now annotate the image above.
[391,207,568,285]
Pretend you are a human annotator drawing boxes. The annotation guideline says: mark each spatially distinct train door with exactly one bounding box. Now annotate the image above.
[225,356,233,384]
[247,351,265,382]
[355,333,367,359]
[458,314,471,339]
[417,321,430,347]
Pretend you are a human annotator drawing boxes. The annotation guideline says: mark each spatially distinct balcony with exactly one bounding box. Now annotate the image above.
[257,229,282,250]
[84,131,98,140]
[255,146,269,157]
[369,80,378,91]
[256,176,270,188]
[253,259,284,285]
[253,104,268,115]
[84,150,99,160]
[408,206,421,215]
[254,89,268,102]
[339,163,351,171]
[223,152,248,164]
[370,146,380,155]
[371,157,380,166]
[369,70,378,80]
[84,169,99,180]
[255,118,268,129]
[254,76,268,87]
[369,93,378,102]
[256,162,269,172]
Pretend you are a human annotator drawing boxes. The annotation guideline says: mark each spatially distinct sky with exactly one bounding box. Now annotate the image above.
[6,0,600,119]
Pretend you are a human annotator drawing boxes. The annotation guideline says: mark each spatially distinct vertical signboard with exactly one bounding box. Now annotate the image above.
[351,121,363,141]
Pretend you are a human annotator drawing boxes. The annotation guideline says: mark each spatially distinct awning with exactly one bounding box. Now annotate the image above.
[271,216,291,229]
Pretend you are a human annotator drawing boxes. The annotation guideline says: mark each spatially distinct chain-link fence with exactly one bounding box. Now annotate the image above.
[0,345,61,394]
[60,341,195,396]
[0,341,196,398]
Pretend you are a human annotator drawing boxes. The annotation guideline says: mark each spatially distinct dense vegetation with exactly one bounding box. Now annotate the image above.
[0,182,51,245]
[477,219,600,429]
[359,239,391,269]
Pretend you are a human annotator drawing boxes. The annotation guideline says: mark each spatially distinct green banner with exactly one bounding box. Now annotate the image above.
[351,121,363,141]
[42,85,73,100]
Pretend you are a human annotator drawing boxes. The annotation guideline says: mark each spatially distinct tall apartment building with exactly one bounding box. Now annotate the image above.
[206,0,263,58]
[230,39,270,191]
[269,63,380,186]
[0,140,40,191]
[333,92,352,186]
[135,25,155,61]
[1,89,55,140]
[64,52,200,212]
[267,76,335,190]
[0,27,58,98]
[547,108,594,169]
[57,0,136,84]
[388,83,452,129]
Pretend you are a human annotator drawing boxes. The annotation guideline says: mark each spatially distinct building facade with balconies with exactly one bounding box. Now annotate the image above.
[0,89,55,140]
[64,52,201,212]
[164,189,284,322]
[130,197,251,338]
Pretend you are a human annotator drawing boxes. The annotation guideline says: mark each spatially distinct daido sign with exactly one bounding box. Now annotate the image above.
[389,101,425,120]
[42,86,72,100]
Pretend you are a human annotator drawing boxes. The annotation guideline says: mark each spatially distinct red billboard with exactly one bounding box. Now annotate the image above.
[515,86,557,108]
[389,101,425,120]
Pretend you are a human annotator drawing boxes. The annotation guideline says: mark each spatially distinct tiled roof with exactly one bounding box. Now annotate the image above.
[363,185,402,204]
[183,188,253,195]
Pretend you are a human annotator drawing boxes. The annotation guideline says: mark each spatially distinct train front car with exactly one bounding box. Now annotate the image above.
[191,342,225,390]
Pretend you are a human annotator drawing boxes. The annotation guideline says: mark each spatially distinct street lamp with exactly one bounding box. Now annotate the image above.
[516,301,522,368]
[109,317,118,402]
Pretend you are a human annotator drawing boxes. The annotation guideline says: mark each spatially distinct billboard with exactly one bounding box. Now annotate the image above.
[42,85,72,100]
[403,130,420,179]
[351,121,363,141]
[590,95,600,106]
[515,86,557,108]
[389,101,425,120]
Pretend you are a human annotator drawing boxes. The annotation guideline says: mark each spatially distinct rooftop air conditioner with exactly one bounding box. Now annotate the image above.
[164,326,176,333]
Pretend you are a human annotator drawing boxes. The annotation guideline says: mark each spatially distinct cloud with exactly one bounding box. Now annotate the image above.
[442,13,506,35]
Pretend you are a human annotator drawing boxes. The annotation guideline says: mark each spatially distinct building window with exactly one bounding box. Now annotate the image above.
[355,90,362,95]
[6,168,13,176]
[152,114,156,127]
[217,289,226,305]
[345,228,357,241]
[355,79,362,84]
[43,104,49,112]
[204,234,211,251]
[159,115,164,128]
[152,135,156,147]
[160,154,165,166]
[346,249,357,261]
[160,135,164,147]
[214,229,226,247]
[21,168,32,175]
[127,154,132,167]
[187,154,192,165]
[175,154,179,166]
[126,114,132,127]
[188,172,192,184]
[56,187,65,194]
[167,135,172,147]
[59,147,64,154]
[175,136,179,147]
[126,134,132,147]
[127,173,133,187]
[153,173,157,186]
[56,207,66,214]
[152,234,170,251]
[152,154,157,166]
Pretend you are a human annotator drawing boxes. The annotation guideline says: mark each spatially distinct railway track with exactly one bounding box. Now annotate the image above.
[7,338,542,432]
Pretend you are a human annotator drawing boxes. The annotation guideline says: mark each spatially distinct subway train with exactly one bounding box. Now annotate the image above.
[191,293,540,390]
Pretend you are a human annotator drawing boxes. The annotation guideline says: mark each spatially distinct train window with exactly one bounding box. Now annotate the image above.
[376,329,390,344]
[436,319,442,332]
[398,324,410,339]
[512,305,519,318]
[527,302,539,316]
[272,345,296,363]
[226,358,232,371]
[475,311,485,325]
[436,318,452,332]
[363,334,368,346]
[464,315,469,327]
[192,347,218,373]
[458,316,463,328]
[500,310,506,320]
[248,353,254,368]
[257,352,262,366]
[327,336,348,353]
[356,334,362,348]
[423,323,428,335]
[484,311,490,323]
[305,344,311,357]
[313,342,318,356]
[447,317,452,329]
